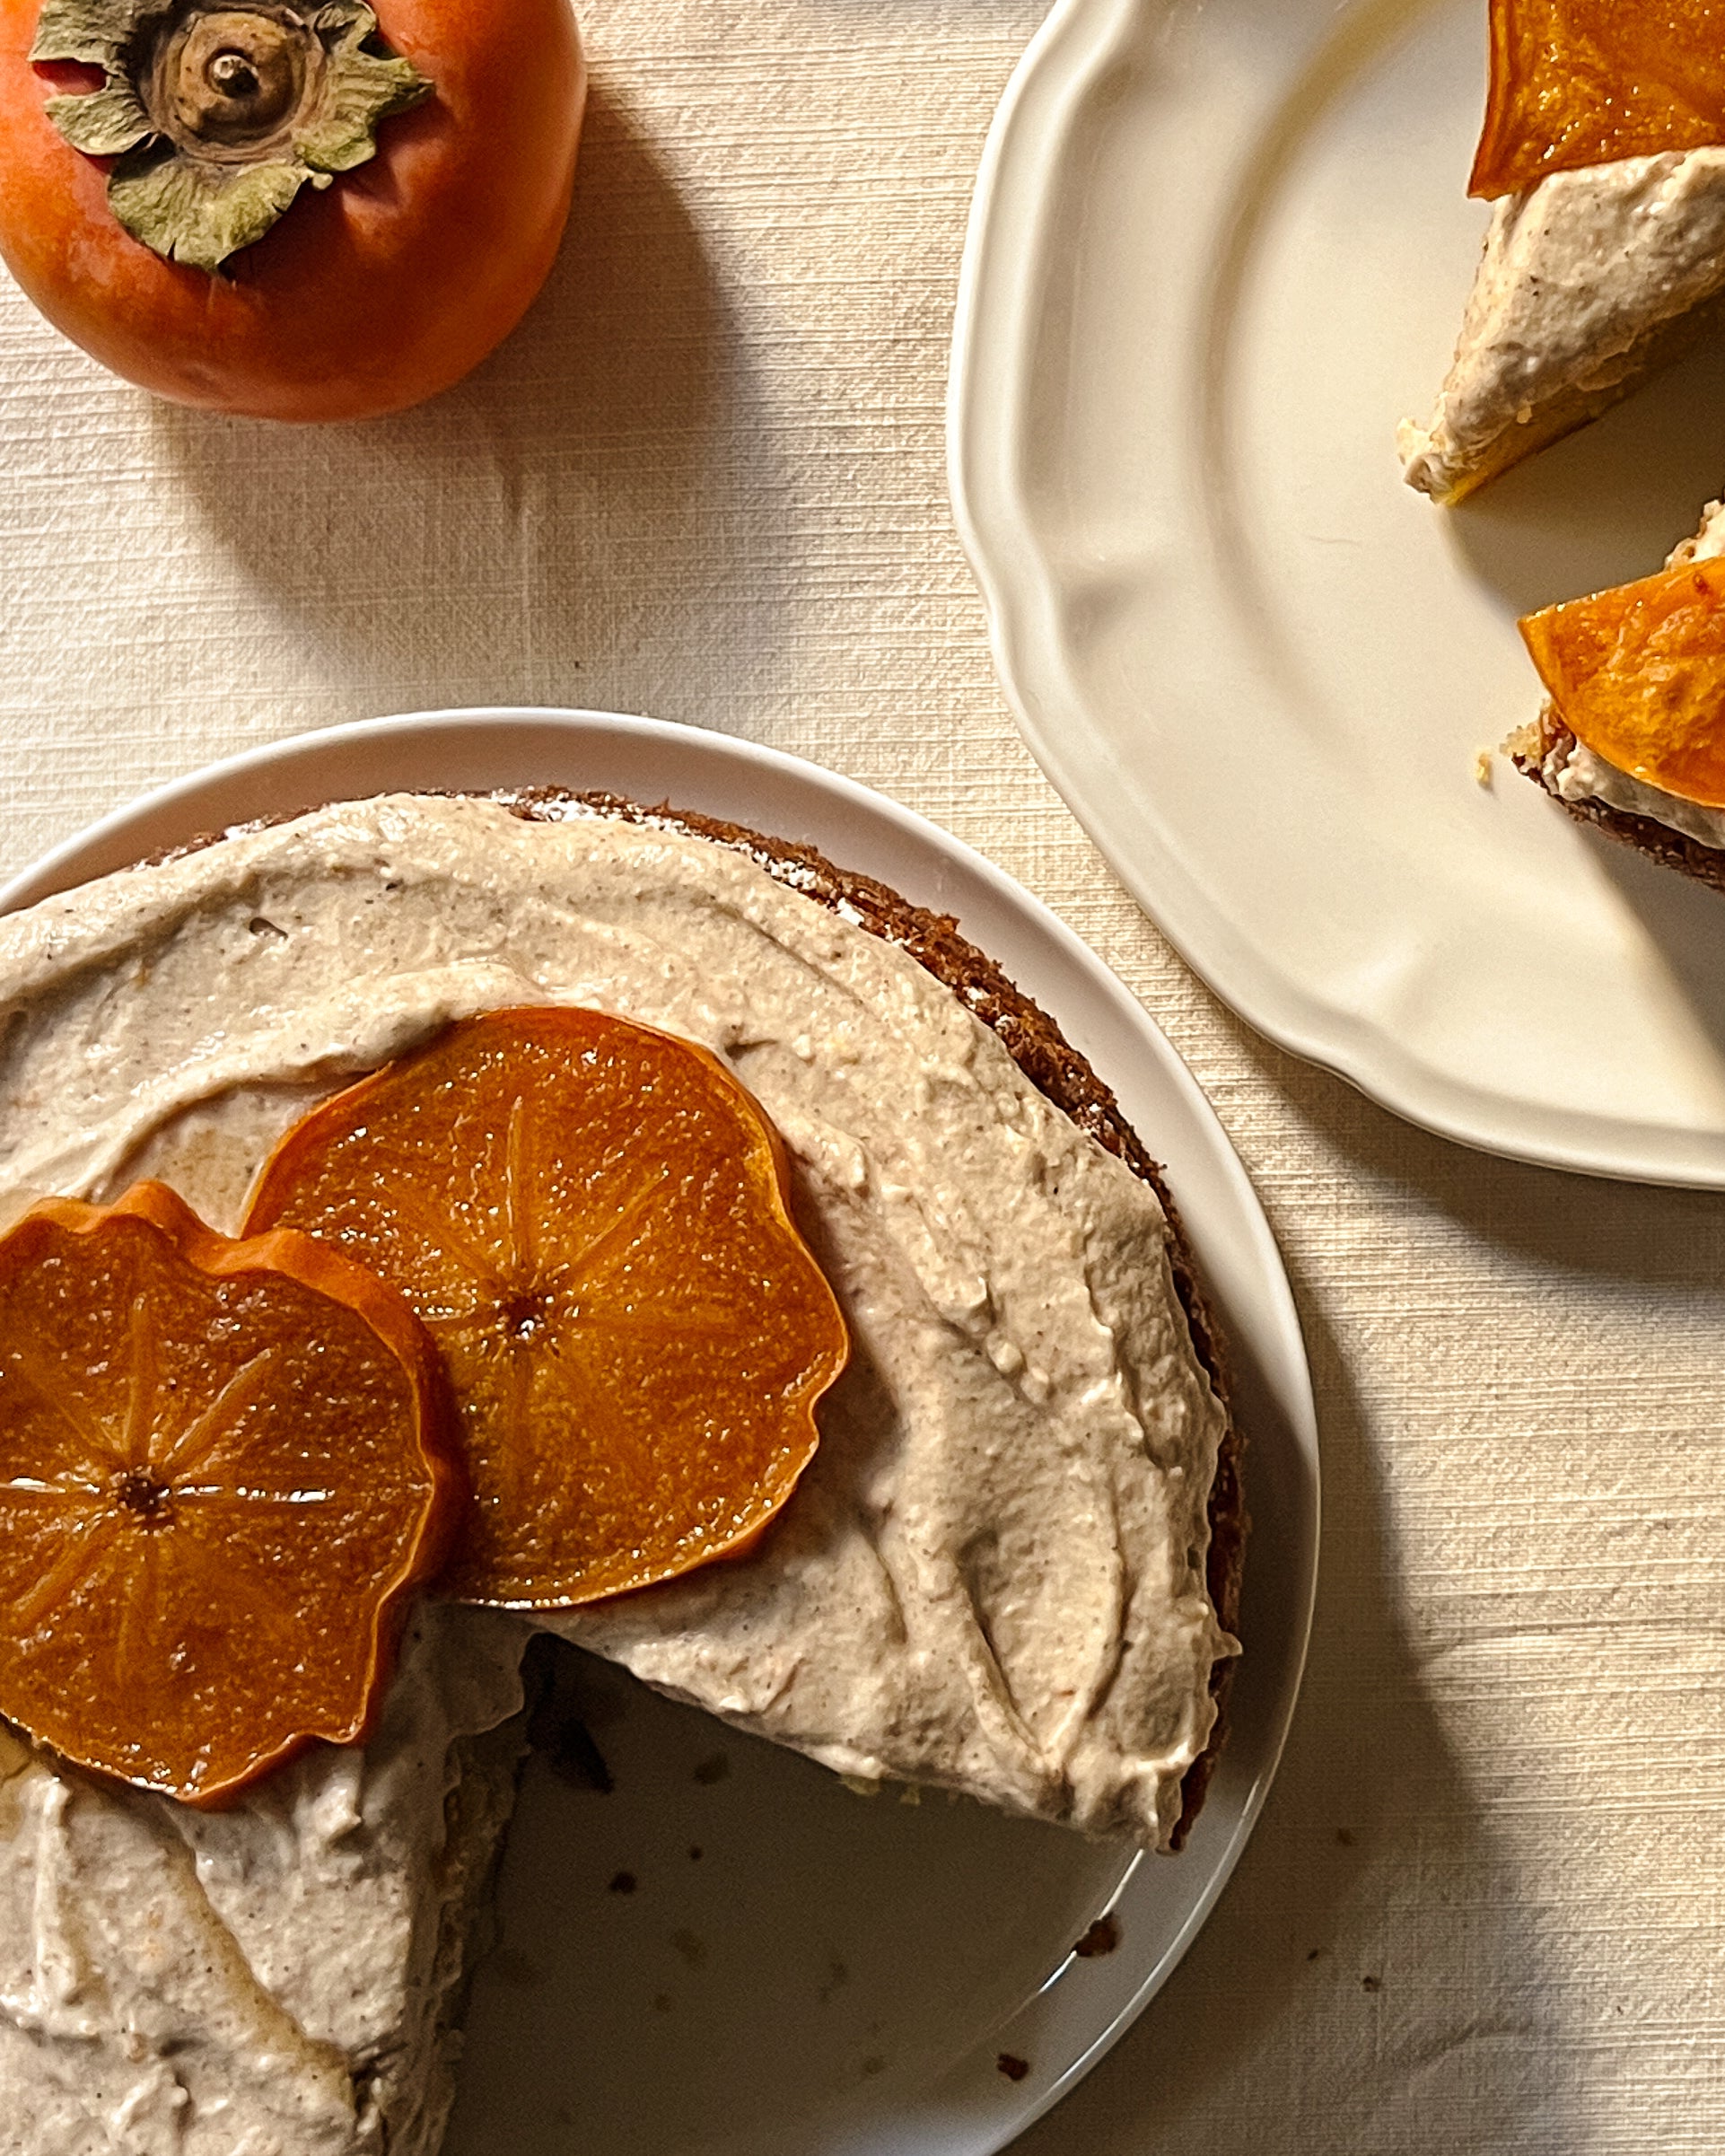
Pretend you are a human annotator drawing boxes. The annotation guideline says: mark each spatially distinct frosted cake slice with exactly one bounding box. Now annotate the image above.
[1401,150,1725,503]
[0,1603,529,2156]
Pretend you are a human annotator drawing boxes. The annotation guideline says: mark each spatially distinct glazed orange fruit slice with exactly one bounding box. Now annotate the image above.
[0,1182,457,1806]
[1521,556,1725,805]
[244,1008,849,1609]
[1471,0,1725,198]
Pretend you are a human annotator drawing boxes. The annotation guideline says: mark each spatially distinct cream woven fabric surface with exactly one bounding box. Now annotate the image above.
[0,3,1721,2151]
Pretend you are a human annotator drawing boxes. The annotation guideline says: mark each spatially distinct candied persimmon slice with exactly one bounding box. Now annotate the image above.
[243,1007,849,1609]
[0,1181,457,1807]
[1521,556,1725,805]
[1471,0,1725,199]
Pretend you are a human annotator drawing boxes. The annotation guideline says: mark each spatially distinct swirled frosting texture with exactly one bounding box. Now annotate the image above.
[1400,149,1725,500]
[0,1603,528,2156]
[0,793,1233,2149]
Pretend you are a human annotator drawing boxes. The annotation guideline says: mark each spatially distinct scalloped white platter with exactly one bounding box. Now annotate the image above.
[950,0,1725,1185]
[0,710,1318,2156]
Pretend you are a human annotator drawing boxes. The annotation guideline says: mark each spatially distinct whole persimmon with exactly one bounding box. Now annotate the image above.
[0,0,586,420]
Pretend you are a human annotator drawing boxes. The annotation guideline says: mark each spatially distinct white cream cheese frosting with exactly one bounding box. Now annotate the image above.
[1401,148,1725,501]
[0,1602,528,2156]
[0,791,1236,2152]
[1539,729,1725,848]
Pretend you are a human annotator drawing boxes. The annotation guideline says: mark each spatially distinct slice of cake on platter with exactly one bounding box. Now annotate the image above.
[1401,3,1725,503]
[0,1603,529,2156]
[1511,491,1725,884]
[0,788,1244,2154]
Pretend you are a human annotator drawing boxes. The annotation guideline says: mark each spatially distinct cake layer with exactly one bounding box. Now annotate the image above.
[0,786,1243,2155]
[1518,714,1725,857]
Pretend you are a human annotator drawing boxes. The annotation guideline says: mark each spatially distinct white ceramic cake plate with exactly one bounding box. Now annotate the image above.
[0,710,1318,2156]
[951,0,1725,1186]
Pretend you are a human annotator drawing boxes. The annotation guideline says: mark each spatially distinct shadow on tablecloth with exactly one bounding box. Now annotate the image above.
[144,71,794,734]
[1027,1020,1725,2154]
[1011,1237,1581,2155]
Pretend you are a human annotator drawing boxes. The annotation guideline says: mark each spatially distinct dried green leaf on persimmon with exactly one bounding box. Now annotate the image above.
[31,0,431,271]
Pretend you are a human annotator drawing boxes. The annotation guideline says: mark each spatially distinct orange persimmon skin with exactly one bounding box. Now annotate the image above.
[0,0,587,419]
[1521,556,1725,806]
[1472,0,1725,199]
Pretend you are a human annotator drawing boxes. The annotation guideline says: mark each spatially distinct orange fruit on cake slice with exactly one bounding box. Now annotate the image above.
[1521,555,1725,806]
[1471,0,1725,198]
[243,1007,850,1609]
[0,1181,458,1806]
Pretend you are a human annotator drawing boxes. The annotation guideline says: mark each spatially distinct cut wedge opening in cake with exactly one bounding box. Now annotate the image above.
[1402,3,1725,503]
[0,790,1244,2155]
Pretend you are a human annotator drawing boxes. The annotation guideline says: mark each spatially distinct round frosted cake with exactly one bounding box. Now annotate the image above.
[0,788,1242,2156]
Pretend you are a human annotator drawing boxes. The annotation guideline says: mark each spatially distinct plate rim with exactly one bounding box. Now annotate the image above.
[0,706,1320,2152]
[947,0,1725,1190]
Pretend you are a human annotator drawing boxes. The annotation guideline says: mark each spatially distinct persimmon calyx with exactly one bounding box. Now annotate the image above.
[31,1,432,274]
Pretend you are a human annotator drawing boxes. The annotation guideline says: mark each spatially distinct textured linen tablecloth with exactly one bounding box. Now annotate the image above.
[0,4,1721,2151]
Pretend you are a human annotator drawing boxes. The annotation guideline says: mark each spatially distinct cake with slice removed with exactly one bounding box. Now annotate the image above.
[0,786,1244,2154]
[1401,3,1725,503]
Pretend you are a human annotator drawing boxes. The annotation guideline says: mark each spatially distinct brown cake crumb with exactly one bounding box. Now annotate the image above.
[1073,1915,1122,1959]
